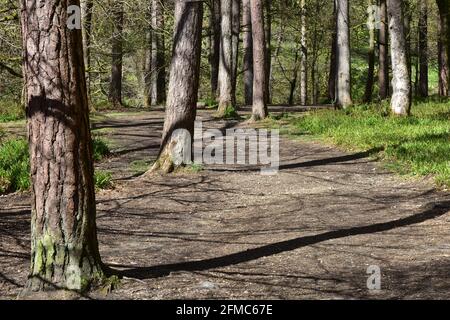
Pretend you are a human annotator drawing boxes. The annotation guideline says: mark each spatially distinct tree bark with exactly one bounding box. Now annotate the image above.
[264,0,272,104]
[231,0,240,107]
[217,0,235,116]
[150,0,203,173]
[378,0,390,100]
[418,0,428,97]
[387,0,411,115]
[144,1,152,107]
[151,0,166,105]
[335,0,352,108]
[81,0,93,101]
[243,0,253,105]
[437,0,450,97]
[209,0,221,97]
[364,0,376,103]
[250,0,268,120]
[299,0,308,106]
[20,0,106,293]
[109,0,124,107]
[328,1,337,102]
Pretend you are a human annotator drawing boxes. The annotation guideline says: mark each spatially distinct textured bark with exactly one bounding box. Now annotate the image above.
[418,0,428,97]
[378,0,390,99]
[403,0,412,85]
[250,0,268,120]
[328,1,337,102]
[209,0,221,96]
[243,0,254,105]
[264,0,272,104]
[231,0,240,107]
[387,0,411,115]
[151,0,203,173]
[144,1,152,107]
[299,0,307,106]
[364,0,376,103]
[21,0,105,293]
[81,0,93,100]
[151,0,166,105]
[437,0,450,96]
[217,0,235,116]
[109,1,124,107]
[335,0,352,108]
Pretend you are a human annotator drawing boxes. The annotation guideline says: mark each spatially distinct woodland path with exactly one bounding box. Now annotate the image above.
[1,108,450,299]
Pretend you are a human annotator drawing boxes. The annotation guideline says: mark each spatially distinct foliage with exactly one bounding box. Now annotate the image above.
[266,100,450,188]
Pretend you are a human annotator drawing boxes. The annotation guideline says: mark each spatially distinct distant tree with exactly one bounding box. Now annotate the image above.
[250,0,268,120]
[20,0,106,293]
[209,0,221,97]
[418,0,428,97]
[335,0,352,108]
[109,0,124,107]
[364,0,376,103]
[243,0,254,105]
[299,0,308,106]
[387,0,411,115]
[378,0,390,100]
[151,0,166,105]
[437,0,450,96]
[150,0,203,173]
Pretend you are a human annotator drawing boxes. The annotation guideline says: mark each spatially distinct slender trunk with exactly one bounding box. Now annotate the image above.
[151,0,166,105]
[336,0,352,108]
[403,0,412,90]
[109,1,124,107]
[81,0,93,101]
[210,0,221,96]
[328,1,337,102]
[217,0,235,115]
[289,50,300,106]
[378,0,389,99]
[150,0,203,173]
[20,0,106,293]
[437,0,450,97]
[364,0,376,103]
[243,0,253,105]
[250,0,268,120]
[418,0,428,97]
[231,0,240,107]
[300,0,307,106]
[144,2,152,107]
[387,0,411,115]
[264,0,272,104]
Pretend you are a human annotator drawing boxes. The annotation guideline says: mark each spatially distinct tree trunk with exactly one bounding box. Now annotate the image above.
[364,0,376,103]
[328,1,337,102]
[81,0,93,101]
[250,0,268,120]
[418,0,428,97]
[264,0,272,104]
[109,0,124,107]
[217,0,235,116]
[403,0,412,90]
[336,0,352,108]
[150,0,203,173]
[378,0,390,100]
[150,0,166,105]
[243,0,253,105]
[210,0,221,97]
[299,0,308,106]
[387,0,411,115]
[437,0,450,97]
[231,0,240,107]
[20,0,106,293]
[144,1,152,107]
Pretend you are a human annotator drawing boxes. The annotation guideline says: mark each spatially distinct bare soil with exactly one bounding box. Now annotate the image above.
[1,108,449,300]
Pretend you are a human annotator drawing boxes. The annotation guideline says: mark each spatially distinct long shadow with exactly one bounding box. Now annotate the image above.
[208,147,383,172]
[119,201,450,279]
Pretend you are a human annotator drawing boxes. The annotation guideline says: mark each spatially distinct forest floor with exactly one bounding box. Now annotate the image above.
[1,108,450,300]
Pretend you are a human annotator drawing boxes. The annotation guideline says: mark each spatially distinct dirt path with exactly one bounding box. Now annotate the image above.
[1,109,450,299]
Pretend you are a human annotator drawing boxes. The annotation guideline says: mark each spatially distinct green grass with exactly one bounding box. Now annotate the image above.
[130,160,153,175]
[0,100,25,123]
[0,137,112,194]
[265,99,450,188]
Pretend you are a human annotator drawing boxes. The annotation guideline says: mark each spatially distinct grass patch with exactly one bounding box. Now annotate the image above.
[264,100,450,188]
[0,100,25,123]
[130,160,153,175]
[0,137,113,194]
[94,170,114,190]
